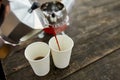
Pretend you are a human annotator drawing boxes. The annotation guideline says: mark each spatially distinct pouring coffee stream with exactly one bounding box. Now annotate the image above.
[41,1,69,51]
[16,0,74,51]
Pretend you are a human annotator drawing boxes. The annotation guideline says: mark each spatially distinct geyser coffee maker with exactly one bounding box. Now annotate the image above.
[0,0,74,47]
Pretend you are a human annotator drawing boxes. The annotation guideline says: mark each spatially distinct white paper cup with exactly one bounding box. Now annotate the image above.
[24,42,50,76]
[49,35,74,69]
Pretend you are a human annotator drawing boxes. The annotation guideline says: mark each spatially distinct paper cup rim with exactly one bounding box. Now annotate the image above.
[49,35,74,53]
[24,42,50,62]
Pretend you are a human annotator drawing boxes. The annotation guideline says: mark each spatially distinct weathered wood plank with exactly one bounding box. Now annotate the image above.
[69,0,119,16]
[67,0,120,44]
[63,47,120,80]
[5,22,120,80]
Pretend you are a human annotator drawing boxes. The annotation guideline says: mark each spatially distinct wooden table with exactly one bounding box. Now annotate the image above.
[1,0,120,80]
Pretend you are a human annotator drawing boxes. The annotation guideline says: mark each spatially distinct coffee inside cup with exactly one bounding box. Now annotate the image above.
[34,56,44,60]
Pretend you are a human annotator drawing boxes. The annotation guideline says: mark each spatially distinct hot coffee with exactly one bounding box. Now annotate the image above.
[34,56,44,60]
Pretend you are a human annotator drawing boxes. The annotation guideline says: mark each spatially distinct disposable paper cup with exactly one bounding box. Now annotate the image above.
[49,35,74,69]
[25,42,50,76]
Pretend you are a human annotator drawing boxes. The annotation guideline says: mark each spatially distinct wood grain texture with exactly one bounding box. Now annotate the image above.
[63,46,120,80]
[4,16,120,80]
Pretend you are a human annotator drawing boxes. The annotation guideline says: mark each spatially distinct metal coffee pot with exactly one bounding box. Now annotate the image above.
[41,1,69,35]
[0,0,74,46]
